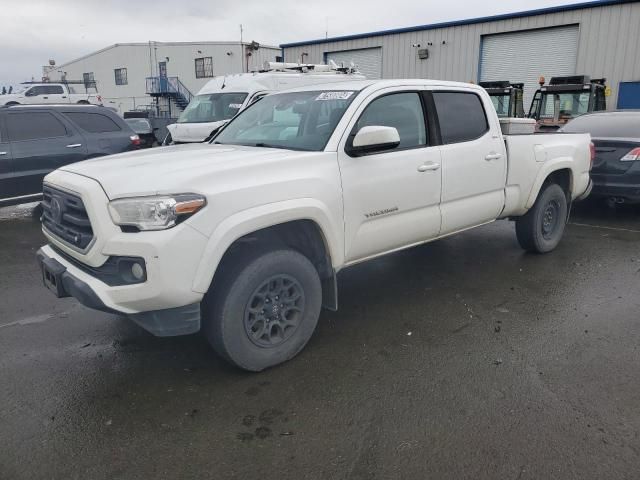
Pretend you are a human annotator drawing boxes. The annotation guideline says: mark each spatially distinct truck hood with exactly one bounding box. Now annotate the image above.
[59,143,313,199]
[167,121,226,143]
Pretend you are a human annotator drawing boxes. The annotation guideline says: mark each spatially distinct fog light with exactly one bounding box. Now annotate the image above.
[131,262,145,281]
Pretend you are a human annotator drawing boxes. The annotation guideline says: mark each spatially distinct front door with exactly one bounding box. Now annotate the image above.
[337,89,442,263]
[431,90,507,234]
[6,111,87,197]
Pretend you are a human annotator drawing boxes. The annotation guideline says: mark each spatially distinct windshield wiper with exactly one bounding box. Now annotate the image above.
[253,143,290,150]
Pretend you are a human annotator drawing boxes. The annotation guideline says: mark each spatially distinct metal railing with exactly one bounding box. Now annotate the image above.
[145,76,193,105]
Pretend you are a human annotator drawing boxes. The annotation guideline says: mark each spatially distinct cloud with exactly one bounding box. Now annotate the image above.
[0,0,587,86]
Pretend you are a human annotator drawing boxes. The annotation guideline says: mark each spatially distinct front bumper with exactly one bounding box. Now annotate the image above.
[36,248,201,336]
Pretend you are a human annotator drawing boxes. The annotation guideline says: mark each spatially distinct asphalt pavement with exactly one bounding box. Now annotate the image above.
[1,200,639,480]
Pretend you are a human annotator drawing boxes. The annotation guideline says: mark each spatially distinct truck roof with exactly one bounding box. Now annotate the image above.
[276,78,485,94]
[197,71,367,95]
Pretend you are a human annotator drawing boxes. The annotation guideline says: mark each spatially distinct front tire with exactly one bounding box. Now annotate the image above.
[202,247,322,371]
[516,183,568,253]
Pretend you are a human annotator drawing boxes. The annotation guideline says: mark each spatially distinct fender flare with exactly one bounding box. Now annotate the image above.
[191,198,344,293]
[525,158,574,209]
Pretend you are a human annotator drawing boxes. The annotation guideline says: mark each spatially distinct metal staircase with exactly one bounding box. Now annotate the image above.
[145,76,194,116]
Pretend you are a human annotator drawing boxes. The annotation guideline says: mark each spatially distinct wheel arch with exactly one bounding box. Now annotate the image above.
[191,203,343,298]
[525,161,574,210]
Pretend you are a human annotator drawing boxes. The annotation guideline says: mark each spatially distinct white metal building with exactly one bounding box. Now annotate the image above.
[43,42,281,114]
[281,0,640,110]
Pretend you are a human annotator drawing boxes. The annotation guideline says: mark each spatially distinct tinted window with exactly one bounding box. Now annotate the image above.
[25,86,43,96]
[6,112,67,141]
[562,114,640,138]
[44,85,64,94]
[356,92,426,149]
[64,112,122,133]
[433,92,488,144]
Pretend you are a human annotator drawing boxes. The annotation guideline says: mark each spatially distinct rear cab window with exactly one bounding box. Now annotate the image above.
[6,112,68,141]
[432,91,489,144]
[63,112,122,133]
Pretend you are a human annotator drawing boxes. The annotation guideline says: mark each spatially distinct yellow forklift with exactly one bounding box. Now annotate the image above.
[479,81,526,118]
[528,75,607,130]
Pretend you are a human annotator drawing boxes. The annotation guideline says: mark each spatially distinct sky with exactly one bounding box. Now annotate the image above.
[0,0,590,86]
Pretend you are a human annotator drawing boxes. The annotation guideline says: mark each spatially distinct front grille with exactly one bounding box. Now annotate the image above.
[42,185,94,250]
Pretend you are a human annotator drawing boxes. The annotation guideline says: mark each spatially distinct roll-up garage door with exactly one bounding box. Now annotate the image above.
[326,48,382,79]
[480,25,579,109]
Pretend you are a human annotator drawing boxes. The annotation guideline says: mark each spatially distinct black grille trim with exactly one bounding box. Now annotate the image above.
[42,185,94,250]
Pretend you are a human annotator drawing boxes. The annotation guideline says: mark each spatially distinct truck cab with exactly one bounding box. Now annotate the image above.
[479,81,525,118]
[528,75,606,131]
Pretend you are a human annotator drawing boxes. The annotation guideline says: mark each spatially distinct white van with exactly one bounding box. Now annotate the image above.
[165,62,365,144]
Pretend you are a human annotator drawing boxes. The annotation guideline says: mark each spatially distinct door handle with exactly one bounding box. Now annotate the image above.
[61,96,67,98]
[0,151,7,156]
[485,153,503,161]
[42,96,48,99]
[66,143,82,148]
[418,162,440,172]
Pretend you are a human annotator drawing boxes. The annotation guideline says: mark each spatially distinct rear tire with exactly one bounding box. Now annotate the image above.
[202,246,322,371]
[76,100,90,105]
[5,101,19,106]
[516,183,568,253]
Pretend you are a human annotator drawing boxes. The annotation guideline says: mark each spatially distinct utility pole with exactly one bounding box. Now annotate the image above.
[240,24,244,73]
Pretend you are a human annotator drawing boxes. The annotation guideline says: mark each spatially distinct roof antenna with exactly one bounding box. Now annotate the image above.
[221,75,226,89]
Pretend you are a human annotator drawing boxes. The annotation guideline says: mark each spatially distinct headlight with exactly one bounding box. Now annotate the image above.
[108,194,206,231]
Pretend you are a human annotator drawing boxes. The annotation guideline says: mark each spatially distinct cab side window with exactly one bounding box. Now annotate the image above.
[44,85,64,95]
[6,112,68,141]
[433,92,488,144]
[355,92,427,149]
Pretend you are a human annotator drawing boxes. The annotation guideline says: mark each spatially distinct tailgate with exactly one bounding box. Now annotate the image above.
[592,139,640,175]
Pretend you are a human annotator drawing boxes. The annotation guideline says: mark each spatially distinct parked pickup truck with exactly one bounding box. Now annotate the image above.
[36,80,593,371]
[0,83,103,106]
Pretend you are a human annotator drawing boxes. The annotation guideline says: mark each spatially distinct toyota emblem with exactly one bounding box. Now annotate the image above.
[51,197,63,223]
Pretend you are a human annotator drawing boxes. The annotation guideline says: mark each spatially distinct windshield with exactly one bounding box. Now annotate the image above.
[177,92,248,123]
[490,94,511,117]
[213,90,358,152]
[539,91,590,120]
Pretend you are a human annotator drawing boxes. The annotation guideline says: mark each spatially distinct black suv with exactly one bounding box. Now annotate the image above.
[0,105,140,206]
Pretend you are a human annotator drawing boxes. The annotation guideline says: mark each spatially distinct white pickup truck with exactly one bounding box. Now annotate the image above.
[0,83,103,106]
[36,79,592,371]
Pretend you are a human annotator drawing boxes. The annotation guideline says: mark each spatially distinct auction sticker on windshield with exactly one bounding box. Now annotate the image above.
[228,103,243,109]
[315,91,354,101]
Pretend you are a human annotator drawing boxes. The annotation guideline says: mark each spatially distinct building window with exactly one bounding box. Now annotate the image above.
[114,68,128,86]
[195,57,213,78]
[82,72,95,88]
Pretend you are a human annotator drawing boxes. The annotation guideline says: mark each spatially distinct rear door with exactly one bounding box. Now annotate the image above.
[432,89,507,234]
[62,110,133,155]
[42,85,69,103]
[6,110,87,196]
